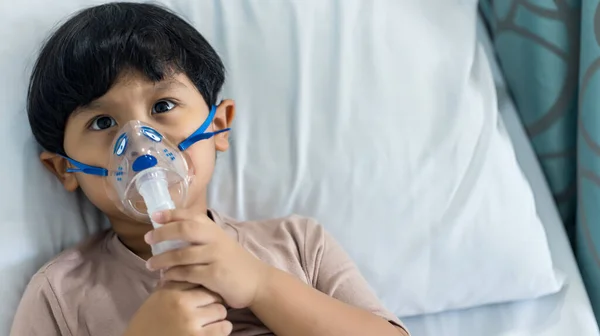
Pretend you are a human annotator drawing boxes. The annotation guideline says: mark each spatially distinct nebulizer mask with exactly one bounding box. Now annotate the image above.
[64,106,228,255]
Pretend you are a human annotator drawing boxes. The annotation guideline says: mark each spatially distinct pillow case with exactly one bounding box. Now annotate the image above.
[198,0,564,316]
[0,1,108,333]
[0,2,562,332]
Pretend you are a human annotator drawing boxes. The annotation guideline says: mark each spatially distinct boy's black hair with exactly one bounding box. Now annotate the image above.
[28,2,225,155]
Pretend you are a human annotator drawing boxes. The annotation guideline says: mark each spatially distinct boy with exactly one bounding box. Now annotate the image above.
[11,2,409,336]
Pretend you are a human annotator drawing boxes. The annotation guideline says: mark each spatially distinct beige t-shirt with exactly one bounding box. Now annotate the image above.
[11,210,406,336]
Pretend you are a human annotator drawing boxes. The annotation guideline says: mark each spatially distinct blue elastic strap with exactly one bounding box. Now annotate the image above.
[62,155,108,176]
[62,105,230,176]
[177,105,231,151]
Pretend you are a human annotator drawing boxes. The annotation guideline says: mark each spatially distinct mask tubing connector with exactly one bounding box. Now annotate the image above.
[135,168,188,256]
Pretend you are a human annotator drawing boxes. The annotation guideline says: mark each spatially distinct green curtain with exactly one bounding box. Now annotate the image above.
[480,0,600,320]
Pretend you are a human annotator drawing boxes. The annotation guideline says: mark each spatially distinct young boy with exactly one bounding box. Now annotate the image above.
[11,2,408,336]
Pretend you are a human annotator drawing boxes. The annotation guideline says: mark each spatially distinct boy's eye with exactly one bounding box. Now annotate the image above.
[152,100,176,114]
[90,116,117,131]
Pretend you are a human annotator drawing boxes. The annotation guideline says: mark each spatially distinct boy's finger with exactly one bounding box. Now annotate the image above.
[201,320,233,336]
[160,282,224,306]
[151,208,183,224]
[146,245,215,271]
[160,280,198,291]
[196,303,228,327]
[163,264,211,285]
[188,287,224,307]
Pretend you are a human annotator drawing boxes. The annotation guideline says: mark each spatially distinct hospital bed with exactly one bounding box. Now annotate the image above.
[1,2,599,336]
[401,17,600,336]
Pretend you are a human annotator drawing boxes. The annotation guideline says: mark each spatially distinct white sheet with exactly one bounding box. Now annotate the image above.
[401,17,600,336]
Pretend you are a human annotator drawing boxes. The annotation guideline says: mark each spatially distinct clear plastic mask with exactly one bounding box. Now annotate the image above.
[104,121,195,221]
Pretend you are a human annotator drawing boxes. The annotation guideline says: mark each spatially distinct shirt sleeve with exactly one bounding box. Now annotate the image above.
[10,272,71,336]
[302,218,409,335]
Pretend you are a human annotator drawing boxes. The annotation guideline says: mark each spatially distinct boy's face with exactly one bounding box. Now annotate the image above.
[43,71,235,224]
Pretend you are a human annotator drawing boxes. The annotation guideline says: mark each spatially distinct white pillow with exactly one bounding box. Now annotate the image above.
[0,1,108,333]
[198,0,564,316]
[0,2,562,333]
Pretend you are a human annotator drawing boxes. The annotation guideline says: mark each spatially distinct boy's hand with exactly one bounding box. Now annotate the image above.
[145,209,272,309]
[124,281,232,336]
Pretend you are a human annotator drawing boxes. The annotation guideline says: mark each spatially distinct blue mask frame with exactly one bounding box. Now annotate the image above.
[63,105,229,177]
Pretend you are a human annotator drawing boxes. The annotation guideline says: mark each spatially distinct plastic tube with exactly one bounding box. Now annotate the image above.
[136,168,188,256]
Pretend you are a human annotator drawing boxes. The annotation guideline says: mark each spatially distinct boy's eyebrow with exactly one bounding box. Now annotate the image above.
[72,103,102,117]
[83,101,104,111]
[153,78,189,91]
[71,100,106,117]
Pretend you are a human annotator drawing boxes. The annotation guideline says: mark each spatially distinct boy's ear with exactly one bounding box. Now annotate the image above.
[40,152,79,192]
[213,99,236,152]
